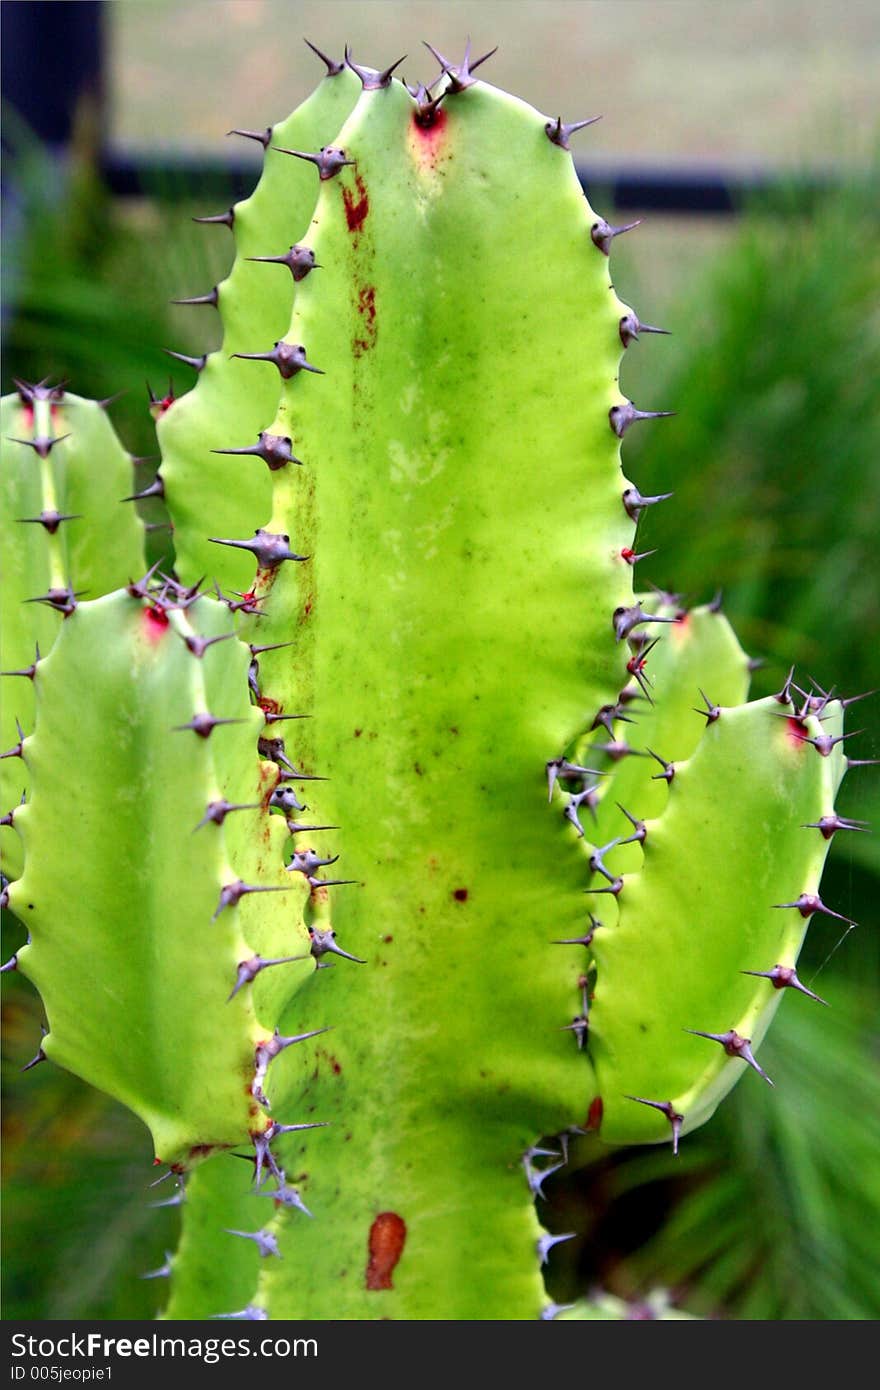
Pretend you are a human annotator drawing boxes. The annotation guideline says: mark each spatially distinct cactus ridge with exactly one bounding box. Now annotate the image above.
[3,47,866,1322]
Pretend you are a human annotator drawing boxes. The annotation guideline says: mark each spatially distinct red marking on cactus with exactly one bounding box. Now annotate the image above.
[620,548,635,563]
[260,698,281,717]
[787,717,809,748]
[343,174,369,234]
[142,606,169,642]
[353,285,378,358]
[152,1157,162,1166]
[585,1096,604,1132]
[453,887,469,902]
[366,1212,407,1290]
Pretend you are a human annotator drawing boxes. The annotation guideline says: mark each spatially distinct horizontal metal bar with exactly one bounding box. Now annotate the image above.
[99,149,838,215]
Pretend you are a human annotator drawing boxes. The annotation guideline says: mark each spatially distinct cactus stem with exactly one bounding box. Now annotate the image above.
[209,530,309,566]
[163,349,207,373]
[227,954,305,1001]
[773,893,857,926]
[622,485,674,520]
[536,1231,577,1263]
[246,245,319,281]
[271,146,354,181]
[303,37,345,77]
[684,1029,773,1085]
[591,217,641,256]
[173,713,246,739]
[122,475,165,503]
[647,748,676,783]
[16,510,81,533]
[741,965,828,1005]
[609,401,676,439]
[625,1096,684,1153]
[6,433,71,458]
[544,115,601,150]
[140,1252,174,1280]
[344,47,407,90]
[693,689,722,724]
[422,39,498,93]
[802,813,869,840]
[619,312,670,348]
[224,1228,281,1258]
[307,926,366,966]
[212,433,302,470]
[227,127,272,149]
[192,208,234,228]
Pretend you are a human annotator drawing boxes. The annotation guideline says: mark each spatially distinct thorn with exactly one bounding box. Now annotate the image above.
[685,1028,773,1085]
[227,127,272,149]
[613,603,677,643]
[591,217,641,256]
[172,286,219,307]
[148,1187,185,1209]
[252,1029,331,1107]
[625,1096,683,1154]
[693,689,721,724]
[747,656,765,673]
[523,1154,564,1200]
[560,1014,589,1049]
[803,813,869,840]
[209,528,309,566]
[6,433,70,459]
[227,954,304,1001]
[563,787,600,837]
[140,1252,173,1280]
[622,485,674,521]
[610,401,676,438]
[589,875,624,898]
[213,880,293,921]
[193,208,234,228]
[23,584,84,616]
[212,1306,268,1321]
[423,38,498,92]
[553,914,602,949]
[250,640,297,657]
[286,821,338,835]
[541,1302,576,1320]
[271,145,354,180]
[647,748,675,783]
[803,729,863,758]
[308,926,366,966]
[546,758,606,800]
[21,1026,49,1072]
[303,37,345,76]
[288,849,340,876]
[847,757,880,768]
[269,785,307,814]
[407,81,447,125]
[257,1176,312,1218]
[544,115,601,150]
[173,712,245,739]
[231,340,322,379]
[772,665,796,705]
[707,589,724,614]
[839,688,878,710]
[344,46,407,89]
[246,243,319,281]
[536,1231,577,1264]
[616,804,647,844]
[16,510,81,533]
[224,1228,281,1258]
[619,312,670,348]
[212,432,301,470]
[741,965,828,1005]
[1,644,41,680]
[620,545,657,566]
[122,474,165,503]
[163,348,207,372]
[126,560,165,600]
[0,954,18,972]
[181,631,236,660]
[773,893,856,927]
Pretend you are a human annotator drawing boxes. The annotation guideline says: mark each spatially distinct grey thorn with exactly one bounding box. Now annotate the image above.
[540,1301,576,1321]
[625,1095,684,1154]
[172,286,219,307]
[619,312,670,348]
[148,1187,185,1209]
[303,38,345,77]
[684,1028,773,1086]
[647,747,675,783]
[591,216,641,255]
[194,799,260,833]
[6,433,71,459]
[140,1251,174,1280]
[693,688,721,725]
[288,849,340,876]
[224,1228,281,1259]
[773,892,856,927]
[622,485,674,521]
[122,474,165,503]
[16,510,81,533]
[193,207,234,228]
[21,1025,49,1072]
[172,712,246,739]
[212,1305,268,1321]
[616,803,647,845]
[247,244,319,282]
[609,400,676,438]
[209,529,309,566]
[560,1015,589,1050]
[546,757,606,800]
[212,432,301,470]
[345,46,407,89]
[524,1157,564,1200]
[308,926,366,965]
[612,603,677,643]
[537,1231,577,1265]
[163,349,207,372]
[231,340,323,378]
[422,38,498,93]
[227,954,304,1001]
[1,954,18,973]
[212,880,293,921]
[552,913,601,949]
[269,785,307,814]
[741,965,828,1006]
[257,1176,313,1218]
[227,127,272,149]
[271,145,354,180]
[545,115,601,150]
[564,787,599,837]
[802,813,869,841]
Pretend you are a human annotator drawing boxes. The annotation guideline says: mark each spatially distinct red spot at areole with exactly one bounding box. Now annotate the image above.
[620,548,636,564]
[366,1211,407,1291]
[152,1157,162,1166]
[787,716,809,748]
[259,698,280,717]
[585,1096,604,1133]
[142,606,169,643]
[343,174,369,234]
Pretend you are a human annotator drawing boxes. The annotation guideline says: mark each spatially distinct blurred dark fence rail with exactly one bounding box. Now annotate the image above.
[0,0,846,215]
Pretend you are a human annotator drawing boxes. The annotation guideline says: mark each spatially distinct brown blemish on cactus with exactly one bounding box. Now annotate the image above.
[353,285,378,358]
[366,1212,407,1290]
[453,888,468,902]
[343,174,369,235]
[585,1096,604,1132]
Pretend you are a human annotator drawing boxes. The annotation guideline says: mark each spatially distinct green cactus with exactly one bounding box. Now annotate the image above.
[2,43,867,1321]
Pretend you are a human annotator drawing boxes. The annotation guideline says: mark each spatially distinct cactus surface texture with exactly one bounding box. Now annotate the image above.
[2,43,866,1322]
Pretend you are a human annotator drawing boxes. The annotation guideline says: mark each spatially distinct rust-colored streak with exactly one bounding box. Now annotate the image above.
[343,174,369,234]
[787,716,809,749]
[585,1096,604,1133]
[366,1211,407,1290]
[353,285,378,358]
